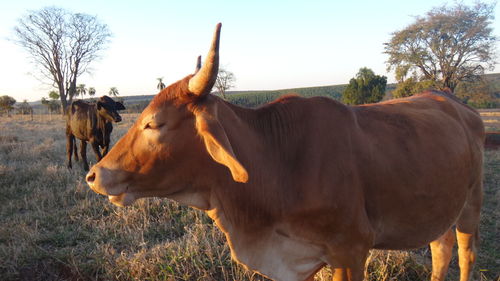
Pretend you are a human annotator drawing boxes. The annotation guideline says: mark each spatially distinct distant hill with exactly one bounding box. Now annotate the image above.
[224,84,346,108]
[28,73,500,112]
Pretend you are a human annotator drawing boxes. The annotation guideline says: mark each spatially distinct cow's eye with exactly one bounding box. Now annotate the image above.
[144,122,163,130]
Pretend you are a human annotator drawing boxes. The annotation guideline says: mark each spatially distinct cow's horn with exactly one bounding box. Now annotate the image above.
[194,55,202,74]
[188,23,221,96]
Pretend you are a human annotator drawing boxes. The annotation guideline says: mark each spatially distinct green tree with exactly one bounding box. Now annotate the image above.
[48,90,60,101]
[392,78,437,99]
[42,91,61,114]
[0,95,17,117]
[455,79,498,108]
[384,2,497,92]
[108,87,119,97]
[342,67,387,105]
[13,7,111,115]
[157,77,166,91]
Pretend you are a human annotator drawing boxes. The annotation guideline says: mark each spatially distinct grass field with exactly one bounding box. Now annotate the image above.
[480,109,500,132]
[0,112,499,281]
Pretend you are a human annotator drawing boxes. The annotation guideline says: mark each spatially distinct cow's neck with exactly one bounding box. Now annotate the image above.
[94,110,107,139]
[205,98,294,228]
[202,98,347,280]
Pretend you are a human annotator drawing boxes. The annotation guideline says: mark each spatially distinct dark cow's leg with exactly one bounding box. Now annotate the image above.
[102,136,110,157]
[102,145,109,157]
[66,133,74,169]
[91,141,103,162]
[73,137,79,161]
[80,140,89,171]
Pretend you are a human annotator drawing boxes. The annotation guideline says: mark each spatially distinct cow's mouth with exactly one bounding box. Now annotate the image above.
[108,193,136,207]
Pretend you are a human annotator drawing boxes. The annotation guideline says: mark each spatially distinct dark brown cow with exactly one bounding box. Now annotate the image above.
[66,96,125,170]
[85,24,484,281]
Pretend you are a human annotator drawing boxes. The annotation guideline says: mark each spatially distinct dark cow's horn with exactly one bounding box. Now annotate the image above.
[194,55,202,74]
[188,23,221,97]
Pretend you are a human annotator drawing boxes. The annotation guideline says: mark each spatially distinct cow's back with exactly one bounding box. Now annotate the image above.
[66,100,98,142]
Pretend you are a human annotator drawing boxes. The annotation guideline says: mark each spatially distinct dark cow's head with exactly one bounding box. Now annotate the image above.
[97,96,125,123]
[86,23,247,207]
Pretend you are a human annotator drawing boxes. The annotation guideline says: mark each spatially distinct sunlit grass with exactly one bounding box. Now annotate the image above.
[0,112,498,281]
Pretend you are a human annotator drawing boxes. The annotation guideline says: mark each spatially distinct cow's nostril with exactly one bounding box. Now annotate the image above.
[86,172,96,183]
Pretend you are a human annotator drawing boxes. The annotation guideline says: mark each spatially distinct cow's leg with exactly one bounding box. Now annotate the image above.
[429,228,455,281]
[303,264,325,281]
[80,141,89,171]
[66,133,74,169]
[102,135,110,157]
[101,145,109,157]
[456,229,478,281]
[324,211,373,281]
[73,137,79,161]
[455,181,482,281]
[330,266,364,281]
[326,246,369,281]
[91,141,103,162]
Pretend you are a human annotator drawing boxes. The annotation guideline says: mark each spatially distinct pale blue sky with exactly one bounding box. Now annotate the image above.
[1,0,499,101]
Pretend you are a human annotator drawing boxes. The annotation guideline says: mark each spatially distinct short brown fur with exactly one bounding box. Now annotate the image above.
[86,24,484,281]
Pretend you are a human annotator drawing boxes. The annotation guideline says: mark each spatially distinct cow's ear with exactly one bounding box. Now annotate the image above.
[115,102,126,110]
[196,112,248,183]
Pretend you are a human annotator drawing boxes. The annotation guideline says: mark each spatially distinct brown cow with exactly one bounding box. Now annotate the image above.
[86,24,484,281]
[66,96,125,171]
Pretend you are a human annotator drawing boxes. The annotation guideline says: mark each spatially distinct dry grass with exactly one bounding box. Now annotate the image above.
[479,111,500,117]
[480,109,500,132]
[0,112,499,281]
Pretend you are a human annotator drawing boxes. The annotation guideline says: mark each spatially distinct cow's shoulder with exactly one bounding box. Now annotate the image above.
[70,100,92,114]
[254,94,354,125]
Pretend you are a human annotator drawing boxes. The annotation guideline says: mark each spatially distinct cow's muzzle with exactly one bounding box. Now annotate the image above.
[86,166,127,197]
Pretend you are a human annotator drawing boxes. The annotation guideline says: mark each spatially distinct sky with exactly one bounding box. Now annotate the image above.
[0,0,499,102]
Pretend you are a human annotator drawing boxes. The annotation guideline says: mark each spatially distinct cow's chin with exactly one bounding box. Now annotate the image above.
[108,193,136,207]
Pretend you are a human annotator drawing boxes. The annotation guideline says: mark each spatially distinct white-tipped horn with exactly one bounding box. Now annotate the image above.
[194,55,202,74]
[188,23,221,97]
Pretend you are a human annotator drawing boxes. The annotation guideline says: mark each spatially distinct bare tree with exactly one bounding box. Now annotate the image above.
[13,7,111,115]
[214,67,236,99]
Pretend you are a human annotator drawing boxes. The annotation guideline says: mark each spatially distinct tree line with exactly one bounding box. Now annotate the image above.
[4,1,498,117]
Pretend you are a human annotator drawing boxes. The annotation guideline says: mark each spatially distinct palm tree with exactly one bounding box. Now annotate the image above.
[157,77,166,90]
[88,87,96,96]
[109,87,119,97]
[76,84,87,99]
[88,87,96,101]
